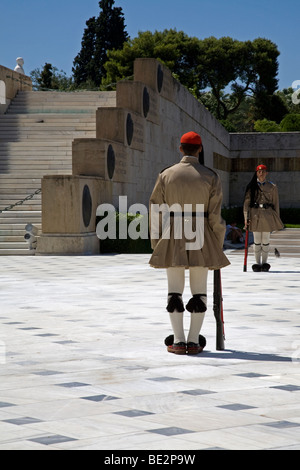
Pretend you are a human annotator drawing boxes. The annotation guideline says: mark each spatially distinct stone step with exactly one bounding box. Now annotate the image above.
[0,148,72,155]
[230,229,300,258]
[0,178,43,188]
[0,156,72,162]
[0,206,42,213]
[8,91,116,109]
[1,140,73,147]
[0,121,96,127]
[0,235,27,242]
[0,132,91,139]
[0,169,70,176]
[0,115,96,123]
[0,227,39,235]
[0,114,96,122]
[0,247,35,255]
[14,90,116,99]
[0,89,116,254]
[0,210,41,218]
[0,195,41,203]
[269,230,300,257]
[0,162,72,169]
[7,107,99,114]
[0,218,41,225]
[7,103,113,110]
[0,198,41,205]
[0,124,95,132]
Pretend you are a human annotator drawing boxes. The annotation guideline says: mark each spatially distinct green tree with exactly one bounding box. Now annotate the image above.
[254,118,280,132]
[280,113,300,131]
[276,88,300,114]
[30,63,72,90]
[72,0,128,87]
[196,37,282,120]
[103,32,281,121]
[102,29,199,89]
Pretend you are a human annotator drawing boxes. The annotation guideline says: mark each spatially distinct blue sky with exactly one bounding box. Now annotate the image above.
[0,0,299,90]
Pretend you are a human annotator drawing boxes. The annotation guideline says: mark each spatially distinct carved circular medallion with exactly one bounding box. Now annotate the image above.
[143,87,150,118]
[157,64,164,93]
[126,113,134,146]
[82,184,92,228]
[107,144,115,180]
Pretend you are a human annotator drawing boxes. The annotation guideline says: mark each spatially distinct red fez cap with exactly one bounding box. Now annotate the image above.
[181,131,202,146]
[256,164,267,171]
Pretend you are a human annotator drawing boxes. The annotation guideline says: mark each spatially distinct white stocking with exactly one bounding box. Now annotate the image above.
[187,267,208,343]
[167,268,185,343]
[253,232,270,264]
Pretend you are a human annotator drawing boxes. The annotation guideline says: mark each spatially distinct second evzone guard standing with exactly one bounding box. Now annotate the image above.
[243,164,284,272]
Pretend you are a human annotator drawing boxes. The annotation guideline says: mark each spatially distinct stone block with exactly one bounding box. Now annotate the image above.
[116,81,160,125]
[134,58,174,101]
[96,108,145,152]
[72,138,130,184]
[36,232,99,255]
[41,175,103,234]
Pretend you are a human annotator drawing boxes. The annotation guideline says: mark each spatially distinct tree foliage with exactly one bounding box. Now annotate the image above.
[254,119,280,132]
[102,31,282,121]
[102,29,200,89]
[29,10,299,133]
[72,0,128,87]
[280,113,300,131]
[30,63,72,90]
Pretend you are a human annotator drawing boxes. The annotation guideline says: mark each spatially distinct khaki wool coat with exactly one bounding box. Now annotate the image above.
[149,156,230,270]
[243,181,284,233]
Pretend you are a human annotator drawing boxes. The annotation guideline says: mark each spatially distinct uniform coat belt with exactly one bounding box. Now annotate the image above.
[253,203,274,209]
[169,211,208,218]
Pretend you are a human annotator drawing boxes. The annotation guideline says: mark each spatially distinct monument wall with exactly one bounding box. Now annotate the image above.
[36,58,300,254]
[0,64,32,113]
[71,58,231,208]
[37,58,230,254]
[228,132,300,208]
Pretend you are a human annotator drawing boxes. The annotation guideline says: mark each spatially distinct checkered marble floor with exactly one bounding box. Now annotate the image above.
[0,250,300,450]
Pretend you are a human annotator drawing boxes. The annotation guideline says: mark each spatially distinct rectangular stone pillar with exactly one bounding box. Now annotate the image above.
[72,138,130,183]
[96,108,145,152]
[116,81,160,125]
[36,175,104,255]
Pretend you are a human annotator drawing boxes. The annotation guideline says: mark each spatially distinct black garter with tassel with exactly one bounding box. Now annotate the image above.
[186,294,207,313]
[166,293,185,313]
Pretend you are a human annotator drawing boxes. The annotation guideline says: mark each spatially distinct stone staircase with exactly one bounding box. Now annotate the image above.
[0,90,116,254]
[229,228,300,259]
[268,228,300,258]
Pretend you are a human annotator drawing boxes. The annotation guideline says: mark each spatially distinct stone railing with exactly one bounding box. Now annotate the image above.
[0,59,32,113]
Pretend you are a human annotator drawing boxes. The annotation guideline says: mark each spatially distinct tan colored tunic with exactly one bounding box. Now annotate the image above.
[243,181,284,233]
[149,156,230,270]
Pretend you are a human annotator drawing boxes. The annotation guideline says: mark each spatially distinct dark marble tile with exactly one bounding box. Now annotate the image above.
[114,410,154,418]
[148,427,194,436]
[81,394,119,402]
[218,403,256,411]
[29,434,77,445]
[3,416,42,425]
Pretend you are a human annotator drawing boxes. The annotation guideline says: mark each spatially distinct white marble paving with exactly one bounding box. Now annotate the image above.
[0,250,300,450]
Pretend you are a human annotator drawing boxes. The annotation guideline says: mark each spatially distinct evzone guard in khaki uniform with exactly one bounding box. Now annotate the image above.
[243,164,284,272]
[149,132,230,355]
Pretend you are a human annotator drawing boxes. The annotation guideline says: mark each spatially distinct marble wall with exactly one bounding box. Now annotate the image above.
[36,58,300,254]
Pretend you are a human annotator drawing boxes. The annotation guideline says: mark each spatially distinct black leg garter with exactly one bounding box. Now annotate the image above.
[166,293,185,313]
[186,294,207,313]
